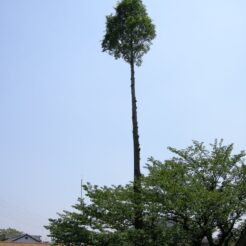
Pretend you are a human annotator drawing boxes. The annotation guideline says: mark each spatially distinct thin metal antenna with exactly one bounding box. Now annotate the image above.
[81,178,83,201]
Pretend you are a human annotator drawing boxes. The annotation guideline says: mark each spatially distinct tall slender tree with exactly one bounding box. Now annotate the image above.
[102,0,155,233]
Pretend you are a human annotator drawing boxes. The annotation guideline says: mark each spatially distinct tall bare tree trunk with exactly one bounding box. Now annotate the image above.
[130,61,141,179]
[130,58,143,233]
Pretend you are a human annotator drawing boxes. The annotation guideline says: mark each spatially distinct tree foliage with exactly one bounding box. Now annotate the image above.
[102,0,156,66]
[46,140,246,245]
[0,228,23,241]
[145,140,246,245]
[45,209,93,245]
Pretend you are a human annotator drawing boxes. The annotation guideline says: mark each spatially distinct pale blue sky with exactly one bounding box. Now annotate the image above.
[1,0,246,240]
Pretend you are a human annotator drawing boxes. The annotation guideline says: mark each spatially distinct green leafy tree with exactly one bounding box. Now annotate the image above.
[45,204,94,245]
[145,140,246,245]
[46,140,246,245]
[102,0,156,232]
[46,183,171,246]
[0,228,23,241]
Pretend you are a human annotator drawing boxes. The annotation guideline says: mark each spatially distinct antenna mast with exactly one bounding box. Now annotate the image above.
[81,178,83,201]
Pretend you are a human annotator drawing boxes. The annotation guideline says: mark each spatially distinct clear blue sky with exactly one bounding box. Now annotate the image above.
[1,0,246,240]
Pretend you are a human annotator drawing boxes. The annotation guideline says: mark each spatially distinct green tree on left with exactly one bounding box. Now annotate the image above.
[0,228,23,241]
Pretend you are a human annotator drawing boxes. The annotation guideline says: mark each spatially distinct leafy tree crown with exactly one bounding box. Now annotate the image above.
[102,0,156,66]
[0,228,23,241]
[46,140,246,245]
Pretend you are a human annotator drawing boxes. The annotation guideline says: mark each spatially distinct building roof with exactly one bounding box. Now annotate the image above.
[5,234,41,243]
